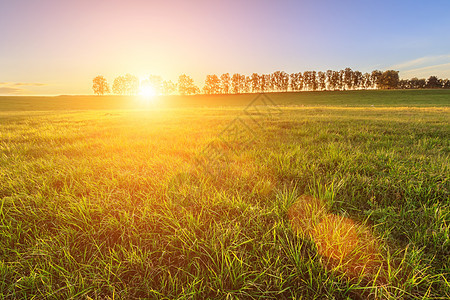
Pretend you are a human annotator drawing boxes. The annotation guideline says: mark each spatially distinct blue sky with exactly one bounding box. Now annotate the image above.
[1,0,449,95]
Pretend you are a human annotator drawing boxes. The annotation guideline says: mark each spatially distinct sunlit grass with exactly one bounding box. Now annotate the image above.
[0,95,449,298]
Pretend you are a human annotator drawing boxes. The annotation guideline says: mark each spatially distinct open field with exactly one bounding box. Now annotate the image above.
[1,89,450,111]
[0,90,449,298]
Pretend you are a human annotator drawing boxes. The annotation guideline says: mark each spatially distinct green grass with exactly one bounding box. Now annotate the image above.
[1,89,450,111]
[0,90,449,298]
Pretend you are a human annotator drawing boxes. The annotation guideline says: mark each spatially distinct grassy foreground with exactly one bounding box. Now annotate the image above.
[0,91,449,299]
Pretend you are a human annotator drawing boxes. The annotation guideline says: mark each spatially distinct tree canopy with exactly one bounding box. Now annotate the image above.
[95,69,450,96]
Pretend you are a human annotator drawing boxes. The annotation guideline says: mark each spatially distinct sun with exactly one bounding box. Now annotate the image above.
[139,85,156,98]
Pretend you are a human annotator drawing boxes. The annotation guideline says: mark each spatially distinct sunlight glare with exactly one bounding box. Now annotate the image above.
[139,85,156,99]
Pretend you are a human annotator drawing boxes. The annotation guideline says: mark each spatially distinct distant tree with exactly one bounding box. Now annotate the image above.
[311,71,318,91]
[251,73,260,93]
[92,75,110,95]
[362,73,372,89]
[426,76,442,88]
[398,79,411,89]
[271,71,289,92]
[325,70,334,90]
[378,70,399,89]
[290,72,303,91]
[338,70,345,90]
[239,74,247,93]
[331,70,341,90]
[352,71,363,89]
[409,77,420,89]
[162,80,177,95]
[203,74,221,94]
[443,79,450,89]
[178,74,199,95]
[271,71,279,92]
[303,71,311,91]
[243,76,252,93]
[231,73,245,94]
[343,68,354,90]
[317,71,326,90]
[123,74,139,95]
[112,76,126,95]
[220,73,231,94]
[371,70,383,89]
[260,74,270,92]
[280,71,289,92]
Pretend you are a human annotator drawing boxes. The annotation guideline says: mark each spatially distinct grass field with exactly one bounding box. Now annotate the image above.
[0,90,449,299]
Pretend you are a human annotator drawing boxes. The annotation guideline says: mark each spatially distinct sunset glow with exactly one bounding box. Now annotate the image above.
[1,1,449,95]
[139,85,156,99]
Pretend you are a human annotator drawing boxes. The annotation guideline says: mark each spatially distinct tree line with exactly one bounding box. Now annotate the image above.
[92,69,450,95]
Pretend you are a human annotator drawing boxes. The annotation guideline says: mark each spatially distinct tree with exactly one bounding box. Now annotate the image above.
[278,71,289,92]
[231,73,245,94]
[243,76,252,93]
[361,73,371,89]
[326,70,334,90]
[162,80,177,95]
[92,75,110,95]
[178,74,199,95]
[311,71,317,91]
[398,79,411,89]
[112,76,126,95]
[343,68,354,90]
[317,71,326,90]
[331,70,341,90]
[290,72,303,91]
[426,76,441,88]
[123,74,139,95]
[378,70,399,89]
[251,73,260,93]
[260,74,271,92]
[220,73,231,94]
[203,74,221,94]
[371,70,383,89]
[443,79,450,89]
[303,71,311,91]
[352,71,363,89]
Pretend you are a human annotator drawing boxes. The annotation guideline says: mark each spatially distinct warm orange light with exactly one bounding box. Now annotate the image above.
[139,85,156,98]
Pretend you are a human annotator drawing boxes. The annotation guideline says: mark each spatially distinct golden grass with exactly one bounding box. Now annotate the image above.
[289,195,387,285]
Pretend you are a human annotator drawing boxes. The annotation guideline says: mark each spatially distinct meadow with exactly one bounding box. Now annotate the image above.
[0,90,449,299]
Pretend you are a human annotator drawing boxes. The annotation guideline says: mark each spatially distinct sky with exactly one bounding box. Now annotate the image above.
[1,0,450,95]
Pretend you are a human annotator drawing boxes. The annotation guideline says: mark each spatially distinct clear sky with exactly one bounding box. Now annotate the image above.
[1,0,450,95]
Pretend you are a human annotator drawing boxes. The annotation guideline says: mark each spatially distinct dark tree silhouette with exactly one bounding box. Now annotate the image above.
[443,79,450,89]
[426,76,442,88]
[344,68,354,90]
[378,70,399,89]
[317,71,326,90]
[220,73,231,94]
[353,71,363,89]
[290,72,302,91]
[251,73,260,93]
[371,70,383,89]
